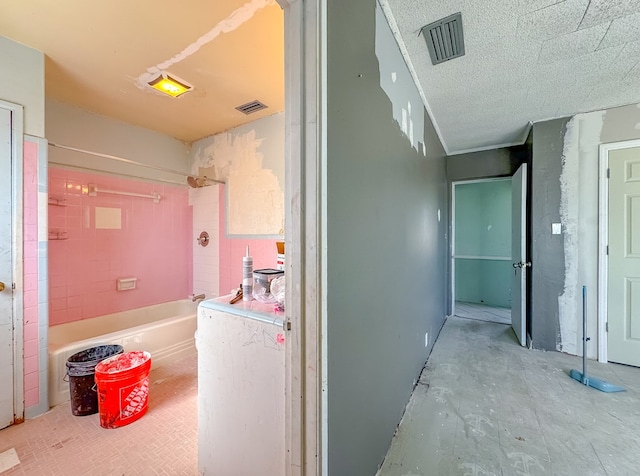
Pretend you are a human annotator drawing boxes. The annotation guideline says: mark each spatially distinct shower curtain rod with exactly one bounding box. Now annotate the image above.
[48,160,186,186]
[48,141,225,184]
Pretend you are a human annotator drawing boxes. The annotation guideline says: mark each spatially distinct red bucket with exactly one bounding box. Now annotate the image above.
[94,351,151,429]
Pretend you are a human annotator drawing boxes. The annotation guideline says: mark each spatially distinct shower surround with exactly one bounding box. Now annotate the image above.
[48,168,193,326]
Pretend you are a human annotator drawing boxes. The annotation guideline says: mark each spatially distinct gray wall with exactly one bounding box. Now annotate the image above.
[445,144,528,315]
[530,118,570,351]
[533,103,640,357]
[0,35,44,137]
[447,147,524,182]
[326,1,448,474]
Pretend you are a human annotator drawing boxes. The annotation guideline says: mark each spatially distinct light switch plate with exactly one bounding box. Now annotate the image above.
[552,223,562,235]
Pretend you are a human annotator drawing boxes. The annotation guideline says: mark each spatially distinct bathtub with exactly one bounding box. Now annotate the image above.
[48,299,197,408]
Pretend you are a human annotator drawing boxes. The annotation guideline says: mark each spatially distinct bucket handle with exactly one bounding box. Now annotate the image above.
[64,371,98,392]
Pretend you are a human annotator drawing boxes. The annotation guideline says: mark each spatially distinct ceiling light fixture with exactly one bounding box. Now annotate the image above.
[146,71,193,98]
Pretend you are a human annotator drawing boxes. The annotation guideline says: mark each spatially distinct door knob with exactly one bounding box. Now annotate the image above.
[512,262,532,269]
[0,282,4,292]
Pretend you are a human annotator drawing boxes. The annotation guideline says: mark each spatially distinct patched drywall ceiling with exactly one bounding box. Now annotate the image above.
[1,0,639,153]
[0,0,283,144]
[381,0,640,154]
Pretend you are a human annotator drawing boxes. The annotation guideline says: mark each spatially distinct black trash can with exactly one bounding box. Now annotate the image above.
[66,345,124,416]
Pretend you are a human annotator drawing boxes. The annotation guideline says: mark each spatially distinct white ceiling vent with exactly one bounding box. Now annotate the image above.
[421,13,465,65]
[235,100,268,115]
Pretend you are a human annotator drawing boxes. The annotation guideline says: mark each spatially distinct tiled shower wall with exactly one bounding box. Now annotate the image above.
[48,168,193,326]
[190,184,278,299]
[190,185,220,299]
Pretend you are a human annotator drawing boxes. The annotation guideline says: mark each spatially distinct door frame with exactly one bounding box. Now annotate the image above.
[0,99,25,424]
[450,177,512,315]
[597,138,640,363]
[277,0,324,474]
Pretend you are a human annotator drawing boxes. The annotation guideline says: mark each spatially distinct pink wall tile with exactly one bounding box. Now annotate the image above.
[24,388,39,408]
[23,273,38,292]
[24,339,38,361]
[23,141,40,408]
[23,323,38,343]
[23,306,38,326]
[48,169,193,325]
[24,356,38,376]
[24,372,39,394]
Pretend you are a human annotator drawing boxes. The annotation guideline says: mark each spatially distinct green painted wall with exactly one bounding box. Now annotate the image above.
[455,259,512,307]
[455,180,512,307]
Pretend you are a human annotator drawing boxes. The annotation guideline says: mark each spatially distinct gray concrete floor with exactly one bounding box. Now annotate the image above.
[379,316,640,476]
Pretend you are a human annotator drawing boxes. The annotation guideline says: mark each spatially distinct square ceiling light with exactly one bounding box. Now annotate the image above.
[147,71,193,98]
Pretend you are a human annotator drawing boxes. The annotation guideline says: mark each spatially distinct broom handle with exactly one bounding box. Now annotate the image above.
[583,285,587,380]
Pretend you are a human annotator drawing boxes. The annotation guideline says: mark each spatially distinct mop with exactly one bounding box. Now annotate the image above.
[569,285,625,393]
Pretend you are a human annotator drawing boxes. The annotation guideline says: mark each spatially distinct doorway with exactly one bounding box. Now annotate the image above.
[0,100,25,429]
[451,165,528,344]
[452,178,513,322]
[598,140,640,367]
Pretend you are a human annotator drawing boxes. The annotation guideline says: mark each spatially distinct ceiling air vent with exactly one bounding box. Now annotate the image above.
[421,13,465,65]
[235,100,268,115]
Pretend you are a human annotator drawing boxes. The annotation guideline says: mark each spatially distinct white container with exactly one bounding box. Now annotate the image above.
[242,246,253,301]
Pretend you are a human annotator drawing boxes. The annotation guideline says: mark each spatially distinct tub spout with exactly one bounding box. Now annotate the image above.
[192,293,206,302]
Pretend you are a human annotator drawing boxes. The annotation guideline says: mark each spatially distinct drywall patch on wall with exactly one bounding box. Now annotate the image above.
[190,125,284,236]
[375,2,425,153]
[558,111,605,356]
[136,0,271,90]
[558,117,579,354]
[575,111,605,359]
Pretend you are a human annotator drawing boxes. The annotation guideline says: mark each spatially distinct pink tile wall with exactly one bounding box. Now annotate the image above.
[23,141,39,407]
[48,169,193,326]
[218,185,279,295]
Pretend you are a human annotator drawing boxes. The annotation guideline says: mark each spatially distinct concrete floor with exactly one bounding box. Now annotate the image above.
[379,316,640,476]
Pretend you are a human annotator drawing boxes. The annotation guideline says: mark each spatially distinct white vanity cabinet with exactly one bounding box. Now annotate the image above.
[196,297,286,475]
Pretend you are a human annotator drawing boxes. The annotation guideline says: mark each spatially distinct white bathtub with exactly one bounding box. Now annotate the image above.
[48,299,197,408]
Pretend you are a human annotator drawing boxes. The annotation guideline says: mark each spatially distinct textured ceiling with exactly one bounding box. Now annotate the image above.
[382,0,640,154]
[0,0,284,144]
[1,0,638,153]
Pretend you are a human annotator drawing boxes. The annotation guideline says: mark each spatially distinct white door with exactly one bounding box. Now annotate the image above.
[0,107,15,429]
[608,146,640,367]
[511,164,527,346]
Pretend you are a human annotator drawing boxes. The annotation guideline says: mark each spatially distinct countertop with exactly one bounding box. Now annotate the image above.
[198,294,286,328]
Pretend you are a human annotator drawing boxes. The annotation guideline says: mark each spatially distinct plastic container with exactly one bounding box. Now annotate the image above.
[65,345,124,416]
[94,351,152,429]
[252,268,285,303]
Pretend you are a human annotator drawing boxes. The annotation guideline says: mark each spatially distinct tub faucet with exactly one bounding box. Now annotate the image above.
[192,293,206,302]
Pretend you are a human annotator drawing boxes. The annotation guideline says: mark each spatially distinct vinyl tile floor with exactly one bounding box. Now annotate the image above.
[454,301,511,325]
[378,316,640,476]
[0,353,197,476]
